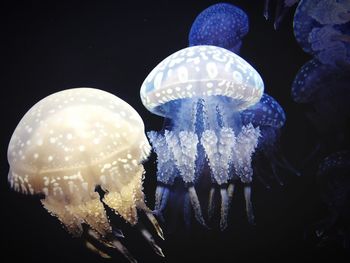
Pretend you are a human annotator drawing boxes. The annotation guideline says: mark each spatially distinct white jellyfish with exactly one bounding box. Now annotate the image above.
[140,45,264,230]
[7,87,164,262]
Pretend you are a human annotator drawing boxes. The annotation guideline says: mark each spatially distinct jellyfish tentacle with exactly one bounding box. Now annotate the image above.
[183,191,191,229]
[137,200,165,241]
[256,175,271,189]
[87,229,137,263]
[153,185,169,223]
[42,192,113,238]
[276,153,301,176]
[243,185,255,225]
[137,222,165,257]
[165,128,207,227]
[146,213,164,241]
[270,159,284,186]
[113,228,125,238]
[233,123,260,184]
[220,187,229,231]
[208,186,216,221]
[154,185,165,211]
[85,240,112,259]
[227,182,236,206]
[201,120,236,229]
[188,185,207,227]
[264,0,270,20]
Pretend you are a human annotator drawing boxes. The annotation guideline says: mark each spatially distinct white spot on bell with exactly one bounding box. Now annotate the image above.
[206,62,218,79]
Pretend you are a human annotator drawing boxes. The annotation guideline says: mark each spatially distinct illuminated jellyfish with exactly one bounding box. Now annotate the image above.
[240,93,300,188]
[293,0,350,66]
[188,3,249,54]
[7,88,164,262]
[315,151,350,248]
[140,45,264,230]
[263,0,299,29]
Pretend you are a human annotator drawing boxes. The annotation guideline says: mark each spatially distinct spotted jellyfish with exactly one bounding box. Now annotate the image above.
[188,3,249,54]
[240,93,300,190]
[140,45,264,230]
[293,0,350,66]
[7,88,164,262]
[291,58,350,159]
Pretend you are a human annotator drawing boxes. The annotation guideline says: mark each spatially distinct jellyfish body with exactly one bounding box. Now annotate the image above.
[241,93,299,188]
[7,88,164,261]
[141,45,264,229]
[293,0,350,66]
[291,58,350,149]
[315,151,350,248]
[188,3,249,54]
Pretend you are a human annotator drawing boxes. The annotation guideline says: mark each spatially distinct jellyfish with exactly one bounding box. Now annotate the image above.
[140,45,264,230]
[293,0,350,66]
[314,151,350,248]
[7,88,164,262]
[291,58,332,104]
[188,3,249,54]
[291,58,350,160]
[240,93,300,188]
[263,0,299,29]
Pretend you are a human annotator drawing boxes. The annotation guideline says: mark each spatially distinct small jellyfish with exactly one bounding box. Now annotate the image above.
[7,88,164,261]
[293,0,350,66]
[241,93,300,188]
[291,58,333,103]
[263,0,300,29]
[314,151,350,248]
[188,3,249,54]
[140,45,264,230]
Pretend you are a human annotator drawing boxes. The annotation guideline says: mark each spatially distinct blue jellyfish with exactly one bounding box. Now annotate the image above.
[292,58,350,134]
[263,0,300,29]
[240,93,300,188]
[291,58,350,165]
[140,45,264,230]
[188,3,249,54]
[293,0,350,66]
[314,151,350,248]
[291,58,331,103]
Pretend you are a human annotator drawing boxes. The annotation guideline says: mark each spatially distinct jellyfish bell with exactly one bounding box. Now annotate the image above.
[242,94,286,130]
[291,59,331,103]
[7,87,164,261]
[188,3,249,53]
[141,45,263,116]
[141,45,264,230]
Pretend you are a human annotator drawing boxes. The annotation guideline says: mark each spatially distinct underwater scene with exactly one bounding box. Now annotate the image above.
[2,0,350,262]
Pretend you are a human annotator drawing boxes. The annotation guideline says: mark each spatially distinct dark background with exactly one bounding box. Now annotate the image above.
[1,1,348,262]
